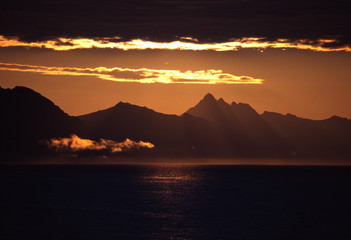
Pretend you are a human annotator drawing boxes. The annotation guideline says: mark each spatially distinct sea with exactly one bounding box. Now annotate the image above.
[1,161,351,240]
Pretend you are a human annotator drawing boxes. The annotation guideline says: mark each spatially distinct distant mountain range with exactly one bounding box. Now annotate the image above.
[1,86,350,158]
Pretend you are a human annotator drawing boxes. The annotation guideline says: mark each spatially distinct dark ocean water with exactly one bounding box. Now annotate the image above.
[1,163,351,240]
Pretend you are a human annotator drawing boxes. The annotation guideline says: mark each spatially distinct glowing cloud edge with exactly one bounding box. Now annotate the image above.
[0,35,349,52]
[0,62,264,85]
[45,134,155,153]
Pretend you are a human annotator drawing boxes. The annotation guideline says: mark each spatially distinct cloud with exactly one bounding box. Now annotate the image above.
[0,62,264,84]
[0,35,350,52]
[0,0,350,48]
[45,134,154,153]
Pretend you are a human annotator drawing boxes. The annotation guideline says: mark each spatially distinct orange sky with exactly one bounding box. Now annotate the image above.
[0,44,350,119]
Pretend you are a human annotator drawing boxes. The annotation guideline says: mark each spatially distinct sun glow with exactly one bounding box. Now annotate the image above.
[0,35,349,52]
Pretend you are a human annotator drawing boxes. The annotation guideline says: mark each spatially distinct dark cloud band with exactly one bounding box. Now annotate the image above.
[1,0,350,48]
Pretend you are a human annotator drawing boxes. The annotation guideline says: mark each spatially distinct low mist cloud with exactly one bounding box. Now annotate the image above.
[45,134,154,153]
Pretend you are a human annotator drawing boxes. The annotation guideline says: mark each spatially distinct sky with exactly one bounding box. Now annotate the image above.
[0,0,350,119]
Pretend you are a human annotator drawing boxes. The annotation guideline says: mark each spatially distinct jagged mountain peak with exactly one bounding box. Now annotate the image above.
[203,93,216,101]
[235,102,258,115]
[217,97,227,104]
[114,101,131,107]
[197,93,219,106]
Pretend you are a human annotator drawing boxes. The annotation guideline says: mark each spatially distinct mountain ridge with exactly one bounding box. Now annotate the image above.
[1,86,350,158]
[0,86,84,155]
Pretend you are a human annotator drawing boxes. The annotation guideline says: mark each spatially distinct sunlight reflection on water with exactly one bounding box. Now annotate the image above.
[1,164,351,240]
[141,164,204,183]
[140,164,207,239]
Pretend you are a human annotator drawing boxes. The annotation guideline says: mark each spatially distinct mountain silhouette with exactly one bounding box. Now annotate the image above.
[78,101,220,156]
[186,93,290,157]
[0,86,83,155]
[1,86,351,158]
[187,94,351,157]
[262,111,351,158]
